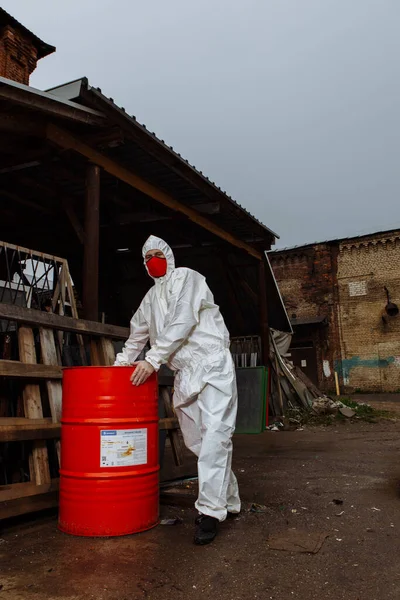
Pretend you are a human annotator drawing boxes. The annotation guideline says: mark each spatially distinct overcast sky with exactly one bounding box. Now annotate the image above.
[4,0,399,247]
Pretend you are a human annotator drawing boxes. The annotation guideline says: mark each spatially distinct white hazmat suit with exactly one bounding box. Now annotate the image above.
[115,235,240,521]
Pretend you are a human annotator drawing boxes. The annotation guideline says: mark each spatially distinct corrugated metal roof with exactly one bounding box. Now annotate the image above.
[48,77,279,241]
[0,8,55,59]
[0,76,104,119]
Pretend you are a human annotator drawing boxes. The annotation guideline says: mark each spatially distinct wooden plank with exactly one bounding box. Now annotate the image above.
[159,417,179,431]
[46,124,262,261]
[39,329,63,424]
[65,263,87,364]
[0,360,62,379]
[90,339,101,366]
[0,417,174,441]
[56,263,67,359]
[0,491,59,520]
[0,479,59,502]
[97,338,115,366]
[0,419,60,442]
[0,240,67,264]
[0,480,59,520]
[18,327,51,485]
[0,304,129,339]
[160,387,184,466]
[39,327,62,423]
[39,327,63,465]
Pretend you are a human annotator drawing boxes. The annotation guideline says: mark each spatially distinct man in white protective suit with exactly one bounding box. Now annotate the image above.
[115,235,241,545]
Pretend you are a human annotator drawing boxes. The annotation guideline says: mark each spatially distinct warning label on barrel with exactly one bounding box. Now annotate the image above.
[100,429,147,468]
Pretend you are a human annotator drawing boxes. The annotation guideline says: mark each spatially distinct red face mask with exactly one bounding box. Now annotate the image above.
[146,256,167,278]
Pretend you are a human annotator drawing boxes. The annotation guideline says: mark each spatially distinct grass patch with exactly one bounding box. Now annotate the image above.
[286,398,397,427]
[339,397,396,423]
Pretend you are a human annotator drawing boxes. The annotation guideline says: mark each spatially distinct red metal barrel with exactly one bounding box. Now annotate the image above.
[59,366,159,537]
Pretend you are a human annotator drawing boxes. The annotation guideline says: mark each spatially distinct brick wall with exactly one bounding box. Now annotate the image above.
[0,25,38,84]
[337,232,400,392]
[271,230,400,393]
[270,244,340,391]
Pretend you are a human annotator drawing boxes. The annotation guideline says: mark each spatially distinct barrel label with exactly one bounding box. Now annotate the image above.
[100,428,147,467]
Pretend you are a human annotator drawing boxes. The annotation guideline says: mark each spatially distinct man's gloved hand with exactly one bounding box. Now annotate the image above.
[130,360,155,386]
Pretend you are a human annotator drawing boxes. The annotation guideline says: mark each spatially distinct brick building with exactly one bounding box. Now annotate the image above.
[0,8,55,84]
[269,229,400,393]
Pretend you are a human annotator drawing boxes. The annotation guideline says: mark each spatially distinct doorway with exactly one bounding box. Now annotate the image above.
[289,342,318,385]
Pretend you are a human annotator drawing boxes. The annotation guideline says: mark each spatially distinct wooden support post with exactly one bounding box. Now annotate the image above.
[258,257,270,366]
[82,164,100,322]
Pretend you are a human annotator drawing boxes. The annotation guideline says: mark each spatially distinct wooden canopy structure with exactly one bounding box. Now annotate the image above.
[0,75,290,361]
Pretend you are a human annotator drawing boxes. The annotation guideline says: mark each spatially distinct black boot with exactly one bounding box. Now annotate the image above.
[226,511,241,520]
[194,515,218,545]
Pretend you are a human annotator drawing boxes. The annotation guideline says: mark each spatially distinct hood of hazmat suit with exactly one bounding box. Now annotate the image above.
[115,235,241,522]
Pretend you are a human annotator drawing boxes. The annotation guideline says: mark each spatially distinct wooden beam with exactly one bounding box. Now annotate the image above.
[258,258,270,364]
[0,360,62,379]
[0,418,60,442]
[0,83,104,126]
[0,304,129,339]
[159,417,179,431]
[0,240,67,264]
[0,480,59,520]
[62,200,84,244]
[46,124,262,260]
[0,417,176,441]
[83,164,100,320]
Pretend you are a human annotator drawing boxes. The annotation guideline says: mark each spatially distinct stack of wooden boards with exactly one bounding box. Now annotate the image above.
[0,251,183,520]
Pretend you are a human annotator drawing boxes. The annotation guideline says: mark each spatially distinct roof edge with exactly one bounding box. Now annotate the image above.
[86,83,279,240]
[47,77,278,241]
[269,226,400,254]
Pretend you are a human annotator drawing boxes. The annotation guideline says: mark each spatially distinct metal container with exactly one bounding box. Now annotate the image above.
[59,366,159,537]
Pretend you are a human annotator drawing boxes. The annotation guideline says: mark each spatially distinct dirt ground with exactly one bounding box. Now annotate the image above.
[2,419,400,600]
